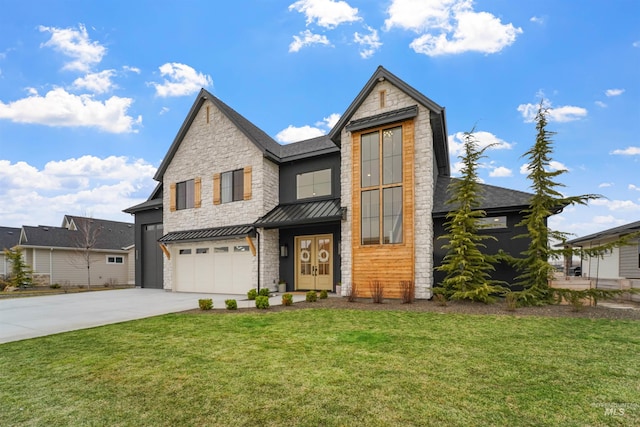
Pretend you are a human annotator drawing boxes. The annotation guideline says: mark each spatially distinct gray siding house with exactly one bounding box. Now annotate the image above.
[10,215,134,287]
[126,66,535,298]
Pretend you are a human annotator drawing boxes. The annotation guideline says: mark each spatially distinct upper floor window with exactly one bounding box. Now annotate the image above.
[221,169,244,203]
[361,126,403,245]
[107,256,123,264]
[477,216,507,230]
[297,169,331,199]
[176,179,195,210]
[214,167,252,205]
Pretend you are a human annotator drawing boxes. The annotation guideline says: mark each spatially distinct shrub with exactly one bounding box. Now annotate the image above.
[347,282,357,302]
[258,288,270,297]
[50,283,61,289]
[282,293,294,306]
[306,291,317,302]
[255,295,269,309]
[247,289,258,300]
[225,299,238,310]
[198,299,213,310]
[319,289,328,299]
[371,280,384,304]
[401,280,415,304]
[505,293,518,311]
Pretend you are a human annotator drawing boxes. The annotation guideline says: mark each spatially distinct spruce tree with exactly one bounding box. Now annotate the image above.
[514,102,600,305]
[436,131,505,303]
[4,248,33,288]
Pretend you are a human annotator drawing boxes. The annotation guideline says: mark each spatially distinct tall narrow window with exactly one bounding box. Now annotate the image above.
[360,126,403,245]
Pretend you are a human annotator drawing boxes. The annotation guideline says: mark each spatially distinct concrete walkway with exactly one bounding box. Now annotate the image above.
[0,288,306,344]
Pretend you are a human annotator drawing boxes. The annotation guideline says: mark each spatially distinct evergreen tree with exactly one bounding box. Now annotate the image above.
[436,131,505,303]
[513,102,600,305]
[4,248,33,288]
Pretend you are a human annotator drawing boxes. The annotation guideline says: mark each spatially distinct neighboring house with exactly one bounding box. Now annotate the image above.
[0,226,21,279]
[12,215,134,287]
[565,220,640,282]
[126,66,534,298]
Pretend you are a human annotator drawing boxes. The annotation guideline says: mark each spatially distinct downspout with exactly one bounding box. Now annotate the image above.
[50,248,53,285]
[256,229,261,292]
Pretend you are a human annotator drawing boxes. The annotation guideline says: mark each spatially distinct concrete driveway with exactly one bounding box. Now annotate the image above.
[0,288,302,344]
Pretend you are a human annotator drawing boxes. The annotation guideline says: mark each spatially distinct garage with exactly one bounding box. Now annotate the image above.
[173,241,253,294]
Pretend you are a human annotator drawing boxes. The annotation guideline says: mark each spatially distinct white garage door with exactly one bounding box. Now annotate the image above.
[175,242,253,294]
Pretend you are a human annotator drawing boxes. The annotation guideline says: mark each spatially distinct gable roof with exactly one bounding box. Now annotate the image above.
[154,89,282,181]
[279,135,339,162]
[432,176,533,216]
[564,220,640,246]
[0,226,20,250]
[19,216,134,250]
[328,66,450,176]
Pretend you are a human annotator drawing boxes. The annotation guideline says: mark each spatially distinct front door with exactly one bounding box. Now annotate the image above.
[295,234,333,291]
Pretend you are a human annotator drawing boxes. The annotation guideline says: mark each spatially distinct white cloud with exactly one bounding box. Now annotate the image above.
[595,101,607,108]
[517,99,588,123]
[289,0,361,28]
[122,65,141,74]
[629,184,640,192]
[316,113,340,128]
[72,70,116,94]
[289,30,331,52]
[598,182,613,188]
[159,107,170,115]
[354,26,382,58]
[605,88,624,97]
[634,41,640,48]
[448,130,513,157]
[276,125,326,143]
[530,16,545,24]
[0,156,157,227]
[385,0,522,56]
[489,166,512,177]
[0,87,141,133]
[590,198,640,211]
[611,146,640,155]
[150,63,212,97]
[39,24,106,72]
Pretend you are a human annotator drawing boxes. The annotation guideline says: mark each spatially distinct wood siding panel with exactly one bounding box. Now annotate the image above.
[351,121,415,298]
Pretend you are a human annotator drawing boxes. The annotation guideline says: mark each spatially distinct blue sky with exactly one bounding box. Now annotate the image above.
[0,0,638,240]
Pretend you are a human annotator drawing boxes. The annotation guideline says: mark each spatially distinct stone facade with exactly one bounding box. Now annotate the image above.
[340,80,435,298]
[162,100,279,290]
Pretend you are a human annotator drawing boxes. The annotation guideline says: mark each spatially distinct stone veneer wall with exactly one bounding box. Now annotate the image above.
[162,100,279,290]
[340,80,435,298]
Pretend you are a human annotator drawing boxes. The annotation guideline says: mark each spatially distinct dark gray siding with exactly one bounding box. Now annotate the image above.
[131,208,163,288]
[433,211,530,289]
[279,153,341,204]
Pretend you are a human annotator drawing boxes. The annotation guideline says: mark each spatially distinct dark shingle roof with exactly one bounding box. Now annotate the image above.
[432,176,533,216]
[279,135,339,162]
[19,216,134,250]
[158,225,254,243]
[255,199,344,229]
[345,105,418,132]
[0,227,20,250]
[565,220,640,246]
[124,183,162,214]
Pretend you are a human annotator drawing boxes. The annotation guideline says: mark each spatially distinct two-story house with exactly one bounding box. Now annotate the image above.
[126,66,533,298]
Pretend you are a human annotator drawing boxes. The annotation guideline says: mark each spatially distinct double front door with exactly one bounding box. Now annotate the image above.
[295,234,333,291]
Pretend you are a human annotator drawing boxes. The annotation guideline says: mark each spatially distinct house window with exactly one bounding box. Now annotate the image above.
[221,169,244,203]
[196,248,209,254]
[297,169,331,199]
[176,179,195,210]
[234,245,250,252]
[214,247,229,253]
[107,256,124,264]
[179,249,191,255]
[360,126,403,245]
[477,216,507,230]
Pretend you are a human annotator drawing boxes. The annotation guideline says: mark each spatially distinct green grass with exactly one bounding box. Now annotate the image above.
[1,309,638,426]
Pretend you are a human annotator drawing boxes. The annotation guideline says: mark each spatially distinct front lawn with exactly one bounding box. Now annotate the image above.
[0,309,638,426]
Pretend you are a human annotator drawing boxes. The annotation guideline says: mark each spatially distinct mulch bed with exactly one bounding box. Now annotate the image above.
[184,296,640,321]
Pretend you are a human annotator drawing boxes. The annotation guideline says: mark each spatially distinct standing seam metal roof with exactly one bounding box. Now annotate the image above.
[255,199,344,229]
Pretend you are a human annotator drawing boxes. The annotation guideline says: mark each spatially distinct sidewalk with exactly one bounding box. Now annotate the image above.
[0,288,306,344]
